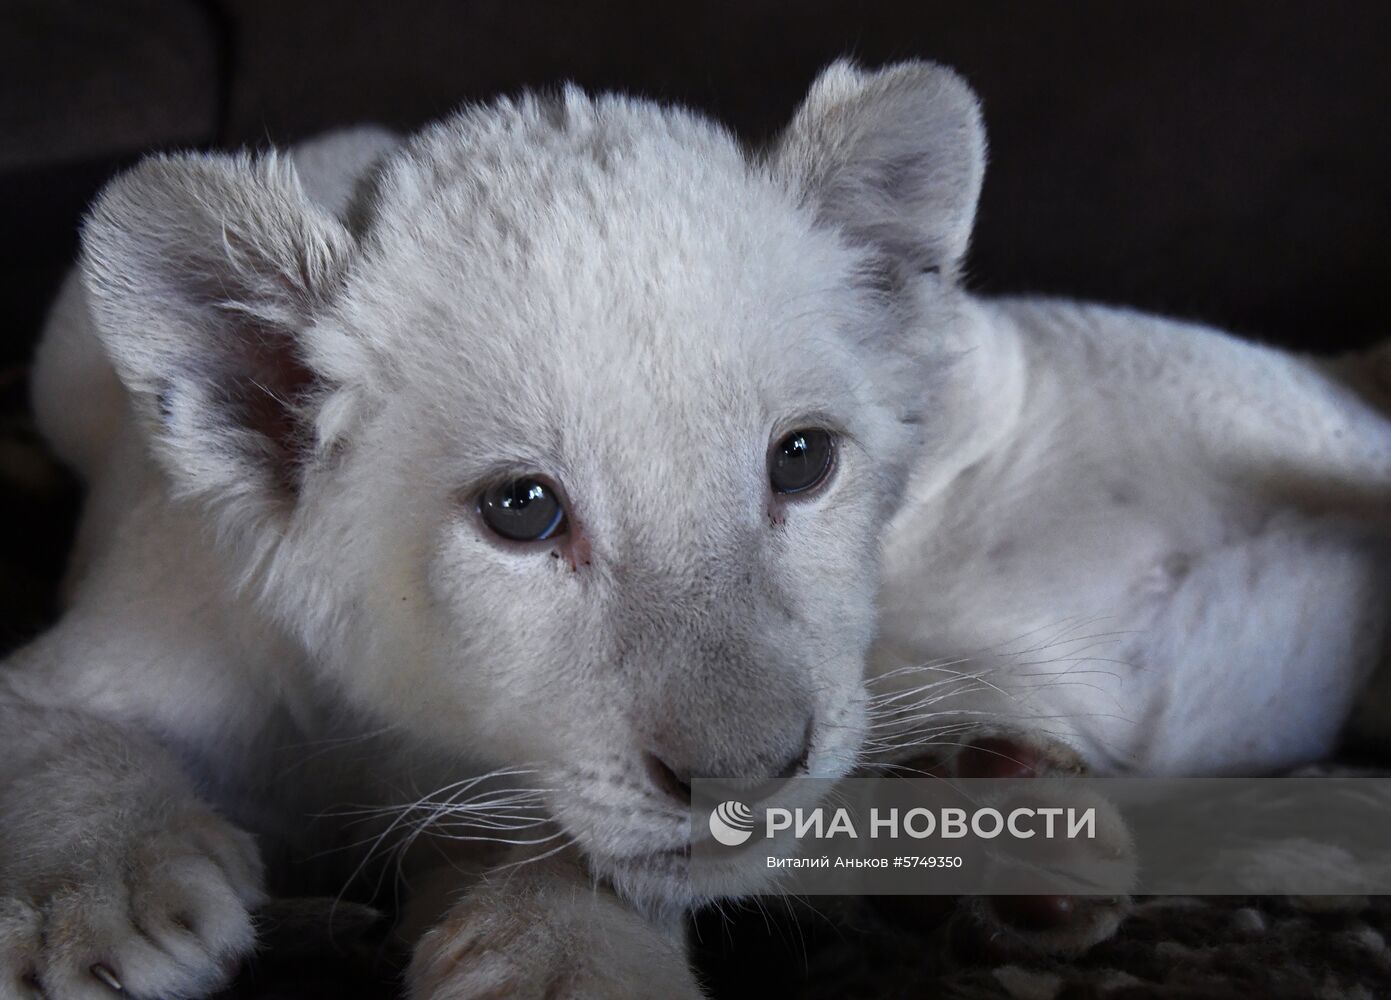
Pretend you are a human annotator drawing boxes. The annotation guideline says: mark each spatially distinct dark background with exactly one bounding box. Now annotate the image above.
[5,0,1390,643]
[2,2,1390,996]
[6,0,1391,364]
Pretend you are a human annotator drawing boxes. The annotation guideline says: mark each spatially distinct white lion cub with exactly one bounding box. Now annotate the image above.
[3,60,1390,998]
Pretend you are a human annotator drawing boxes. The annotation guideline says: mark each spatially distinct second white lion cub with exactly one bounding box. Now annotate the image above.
[3,59,1389,998]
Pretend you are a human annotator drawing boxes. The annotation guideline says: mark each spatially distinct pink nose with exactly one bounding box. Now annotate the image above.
[642,721,814,806]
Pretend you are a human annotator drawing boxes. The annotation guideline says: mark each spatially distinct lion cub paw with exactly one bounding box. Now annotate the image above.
[945,732,1133,957]
[0,808,264,999]
[408,865,703,1000]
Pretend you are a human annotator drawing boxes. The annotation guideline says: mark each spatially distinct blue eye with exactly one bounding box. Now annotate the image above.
[770,429,835,495]
[478,478,567,541]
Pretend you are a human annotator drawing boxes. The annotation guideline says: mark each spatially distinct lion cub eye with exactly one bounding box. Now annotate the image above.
[478,478,567,542]
[769,429,835,496]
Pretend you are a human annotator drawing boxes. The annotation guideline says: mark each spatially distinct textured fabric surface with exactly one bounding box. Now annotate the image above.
[693,881,1391,999]
[208,891,1391,999]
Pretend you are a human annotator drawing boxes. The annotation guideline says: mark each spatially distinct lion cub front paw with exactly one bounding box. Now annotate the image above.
[946,732,1133,957]
[0,807,265,999]
[408,867,703,1000]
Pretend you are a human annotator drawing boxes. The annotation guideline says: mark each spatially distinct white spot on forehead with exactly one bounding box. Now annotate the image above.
[348,89,870,376]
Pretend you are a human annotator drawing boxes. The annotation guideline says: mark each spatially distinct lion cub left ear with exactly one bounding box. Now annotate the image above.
[80,152,368,511]
[770,59,986,286]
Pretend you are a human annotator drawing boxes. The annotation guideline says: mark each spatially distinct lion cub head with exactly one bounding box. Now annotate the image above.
[80,60,985,905]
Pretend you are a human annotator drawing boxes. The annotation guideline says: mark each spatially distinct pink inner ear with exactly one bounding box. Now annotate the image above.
[229,324,319,493]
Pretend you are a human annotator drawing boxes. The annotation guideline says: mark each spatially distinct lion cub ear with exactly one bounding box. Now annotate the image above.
[770,59,986,286]
[80,152,369,511]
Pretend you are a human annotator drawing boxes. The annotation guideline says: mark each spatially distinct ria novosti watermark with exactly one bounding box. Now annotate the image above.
[690,777,1391,896]
[711,798,1097,846]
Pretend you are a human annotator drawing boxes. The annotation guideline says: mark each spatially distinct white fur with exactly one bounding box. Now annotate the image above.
[875,298,1391,776]
[4,60,1389,997]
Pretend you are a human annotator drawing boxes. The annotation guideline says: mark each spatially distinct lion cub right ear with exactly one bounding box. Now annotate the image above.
[80,152,373,515]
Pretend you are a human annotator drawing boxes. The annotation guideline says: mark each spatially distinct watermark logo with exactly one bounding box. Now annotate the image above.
[709,800,756,846]
[692,776,1391,897]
